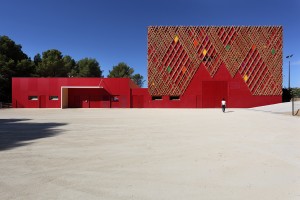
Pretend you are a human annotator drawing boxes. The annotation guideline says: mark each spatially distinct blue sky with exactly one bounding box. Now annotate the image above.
[1,0,299,87]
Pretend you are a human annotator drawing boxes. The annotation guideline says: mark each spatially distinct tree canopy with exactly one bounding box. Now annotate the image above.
[35,49,72,77]
[0,36,28,62]
[72,58,103,77]
[0,36,35,102]
[35,52,103,78]
[131,73,145,87]
[107,62,145,87]
[108,62,134,78]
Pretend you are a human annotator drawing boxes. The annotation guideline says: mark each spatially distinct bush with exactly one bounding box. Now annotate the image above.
[282,88,291,102]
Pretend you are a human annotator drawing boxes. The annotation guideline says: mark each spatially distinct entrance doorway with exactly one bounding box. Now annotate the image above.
[61,86,110,108]
[202,81,228,108]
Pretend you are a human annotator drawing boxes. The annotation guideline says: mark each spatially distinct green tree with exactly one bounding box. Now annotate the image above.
[74,58,102,77]
[0,36,28,61]
[107,62,144,87]
[14,59,35,77]
[108,62,134,78]
[291,87,300,98]
[0,35,34,102]
[131,73,145,87]
[33,53,42,66]
[62,55,76,77]
[36,49,73,77]
[282,88,291,102]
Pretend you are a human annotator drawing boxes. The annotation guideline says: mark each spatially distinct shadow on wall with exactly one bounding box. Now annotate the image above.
[0,119,67,151]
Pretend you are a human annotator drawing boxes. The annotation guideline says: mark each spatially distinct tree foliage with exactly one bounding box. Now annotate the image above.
[131,73,145,87]
[35,49,74,77]
[33,53,42,66]
[107,62,145,87]
[72,58,103,77]
[0,35,35,102]
[291,87,300,98]
[282,88,292,102]
[35,52,102,78]
[0,36,28,61]
[108,62,134,78]
[282,87,300,102]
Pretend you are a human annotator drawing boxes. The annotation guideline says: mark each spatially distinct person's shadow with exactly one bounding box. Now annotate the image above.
[0,119,67,151]
[225,111,234,113]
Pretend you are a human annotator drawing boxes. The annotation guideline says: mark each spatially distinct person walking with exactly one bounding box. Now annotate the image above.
[221,98,226,113]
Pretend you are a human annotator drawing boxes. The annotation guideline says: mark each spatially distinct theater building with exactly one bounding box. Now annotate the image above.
[12,26,283,108]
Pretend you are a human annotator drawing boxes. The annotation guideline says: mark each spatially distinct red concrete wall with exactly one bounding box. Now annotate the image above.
[12,78,135,108]
[185,63,281,108]
[132,62,281,108]
[12,76,281,108]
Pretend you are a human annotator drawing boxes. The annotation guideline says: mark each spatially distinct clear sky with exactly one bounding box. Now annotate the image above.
[1,0,299,87]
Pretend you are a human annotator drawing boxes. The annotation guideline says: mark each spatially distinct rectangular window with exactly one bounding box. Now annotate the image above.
[49,96,59,100]
[152,96,162,100]
[28,96,38,100]
[169,96,180,100]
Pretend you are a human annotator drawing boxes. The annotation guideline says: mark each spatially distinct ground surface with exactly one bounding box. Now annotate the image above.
[250,101,300,116]
[0,106,300,200]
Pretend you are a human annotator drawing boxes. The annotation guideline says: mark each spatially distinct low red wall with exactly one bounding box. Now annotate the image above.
[12,78,133,108]
[132,63,281,108]
[12,75,281,108]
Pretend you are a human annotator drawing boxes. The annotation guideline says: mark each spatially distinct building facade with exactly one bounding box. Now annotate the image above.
[12,26,283,108]
[147,26,282,108]
[12,78,140,108]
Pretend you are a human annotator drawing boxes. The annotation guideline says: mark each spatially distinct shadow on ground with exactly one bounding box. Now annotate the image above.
[0,119,67,151]
[225,111,234,113]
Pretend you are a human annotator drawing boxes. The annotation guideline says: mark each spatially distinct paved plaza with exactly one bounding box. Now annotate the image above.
[0,105,300,199]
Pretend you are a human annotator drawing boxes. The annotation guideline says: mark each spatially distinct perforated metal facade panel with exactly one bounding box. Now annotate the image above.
[148,26,282,96]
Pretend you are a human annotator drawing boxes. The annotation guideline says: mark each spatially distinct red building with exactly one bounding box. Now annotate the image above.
[12,26,283,108]
[12,78,144,108]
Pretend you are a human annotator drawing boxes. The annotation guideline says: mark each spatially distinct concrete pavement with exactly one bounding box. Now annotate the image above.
[250,101,300,115]
[0,107,300,199]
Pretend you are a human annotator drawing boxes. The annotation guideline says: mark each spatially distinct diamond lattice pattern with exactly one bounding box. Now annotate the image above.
[148,26,282,96]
